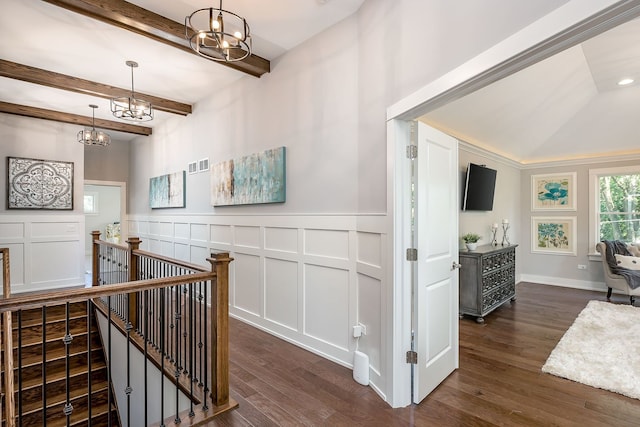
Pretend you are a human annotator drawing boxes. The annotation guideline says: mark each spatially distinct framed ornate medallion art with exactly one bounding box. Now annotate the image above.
[7,156,74,210]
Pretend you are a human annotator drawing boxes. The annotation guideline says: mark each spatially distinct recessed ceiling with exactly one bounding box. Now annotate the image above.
[421,16,640,164]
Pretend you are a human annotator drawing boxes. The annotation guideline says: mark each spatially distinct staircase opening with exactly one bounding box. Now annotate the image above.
[0,235,236,426]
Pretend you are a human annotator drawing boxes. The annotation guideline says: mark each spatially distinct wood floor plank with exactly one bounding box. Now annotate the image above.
[202,282,640,426]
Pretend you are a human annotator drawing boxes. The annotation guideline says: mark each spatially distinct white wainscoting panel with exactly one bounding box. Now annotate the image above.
[305,229,349,260]
[190,223,208,242]
[358,273,382,373]
[190,245,209,267]
[174,242,189,262]
[235,226,260,248]
[0,215,85,293]
[174,222,190,241]
[264,257,298,330]
[233,252,262,317]
[0,222,24,239]
[211,224,232,245]
[128,214,387,393]
[31,241,79,285]
[159,222,173,238]
[357,231,382,267]
[303,264,350,350]
[264,227,298,253]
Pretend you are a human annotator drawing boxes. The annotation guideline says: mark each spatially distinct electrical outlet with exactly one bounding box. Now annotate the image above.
[358,322,367,335]
[578,264,587,270]
[353,325,363,338]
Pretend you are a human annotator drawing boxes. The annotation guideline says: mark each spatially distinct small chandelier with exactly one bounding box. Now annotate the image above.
[111,60,153,121]
[185,0,252,62]
[78,104,111,146]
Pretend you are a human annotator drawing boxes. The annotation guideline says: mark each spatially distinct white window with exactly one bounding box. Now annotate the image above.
[589,165,640,254]
[84,192,99,214]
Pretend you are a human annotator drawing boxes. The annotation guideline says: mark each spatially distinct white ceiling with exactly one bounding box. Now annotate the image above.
[0,0,364,140]
[421,16,640,165]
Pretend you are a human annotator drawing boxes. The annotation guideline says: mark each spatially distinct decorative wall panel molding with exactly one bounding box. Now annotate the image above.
[0,215,85,293]
[127,213,386,388]
[7,156,73,210]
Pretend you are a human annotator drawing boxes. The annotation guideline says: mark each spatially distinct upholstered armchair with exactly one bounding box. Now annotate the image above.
[596,242,640,305]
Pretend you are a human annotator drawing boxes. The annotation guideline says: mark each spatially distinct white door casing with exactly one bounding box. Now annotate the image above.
[413,122,459,403]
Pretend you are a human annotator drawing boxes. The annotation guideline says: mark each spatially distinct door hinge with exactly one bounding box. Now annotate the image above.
[406,248,417,261]
[406,144,418,159]
[406,350,418,364]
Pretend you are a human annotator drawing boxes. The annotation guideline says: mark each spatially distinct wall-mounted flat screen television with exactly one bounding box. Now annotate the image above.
[462,163,497,211]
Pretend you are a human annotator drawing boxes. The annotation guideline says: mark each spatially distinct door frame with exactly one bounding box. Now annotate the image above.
[84,180,128,243]
[385,0,640,408]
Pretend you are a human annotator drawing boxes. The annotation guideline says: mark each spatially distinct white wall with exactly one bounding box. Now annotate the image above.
[96,310,191,426]
[0,115,86,293]
[459,143,522,278]
[125,0,578,404]
[519,158,640,290]
[84,184,122,254]
[0,0,599,406]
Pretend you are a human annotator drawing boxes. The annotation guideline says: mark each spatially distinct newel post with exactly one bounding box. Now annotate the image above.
[207,252,233,408]
[1,248,15,426]
[91,231,101,287]
[127,237,142,330]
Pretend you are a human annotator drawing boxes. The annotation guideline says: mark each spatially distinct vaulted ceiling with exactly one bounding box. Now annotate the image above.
[0,0,364,140]
[422,15,640,165]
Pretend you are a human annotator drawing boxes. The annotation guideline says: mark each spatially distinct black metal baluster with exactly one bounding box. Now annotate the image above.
[125,293,132,426]
[63,302,73,426]
[174,282,181,425]
[198,283,204,387]
[183,279,188,378]
[41,306,46,427]
[144,290,149,426]
[203,282,208,411]
[189,283,195,418]
[87,300,92,426]
[18,310,22,427]
[107,296,112,426]
[168,265,174,365]
[160,287,166,426]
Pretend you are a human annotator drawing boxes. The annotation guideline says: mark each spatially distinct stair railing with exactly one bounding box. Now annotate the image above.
[0,235,236,427]
[1,248,16,426]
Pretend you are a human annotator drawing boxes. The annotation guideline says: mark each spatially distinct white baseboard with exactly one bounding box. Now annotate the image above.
[519,274,608,292]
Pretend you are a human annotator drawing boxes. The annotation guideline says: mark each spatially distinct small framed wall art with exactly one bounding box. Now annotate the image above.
[149,170,186,209]
[7,156,74,210]
[531,172,576,211]
[531,216,577,256]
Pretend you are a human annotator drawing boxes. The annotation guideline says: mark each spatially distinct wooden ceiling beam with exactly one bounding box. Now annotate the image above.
[0,101,152,136]
[0,60,191,116]
[43,0,270,78]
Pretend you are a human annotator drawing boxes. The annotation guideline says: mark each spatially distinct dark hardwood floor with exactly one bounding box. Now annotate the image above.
[203,282,640,426]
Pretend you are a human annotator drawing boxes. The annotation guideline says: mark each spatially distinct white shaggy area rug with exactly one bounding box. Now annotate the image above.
[542,300,640,399]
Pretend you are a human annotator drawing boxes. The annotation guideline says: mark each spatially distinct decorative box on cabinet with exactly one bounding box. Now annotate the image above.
[459,244,517,323]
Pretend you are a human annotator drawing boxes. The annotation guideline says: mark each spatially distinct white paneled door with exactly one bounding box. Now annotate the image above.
[413,122,459,403]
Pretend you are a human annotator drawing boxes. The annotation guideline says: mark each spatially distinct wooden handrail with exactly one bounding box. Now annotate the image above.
[133,248,210,272]
[0,272,214,313]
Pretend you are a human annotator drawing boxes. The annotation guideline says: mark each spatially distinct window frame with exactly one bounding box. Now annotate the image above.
[589,165,640,256]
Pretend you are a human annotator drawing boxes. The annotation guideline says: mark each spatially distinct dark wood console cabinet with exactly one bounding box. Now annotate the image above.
[459,244,517,323]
